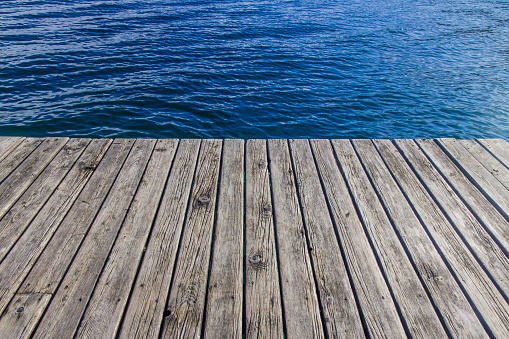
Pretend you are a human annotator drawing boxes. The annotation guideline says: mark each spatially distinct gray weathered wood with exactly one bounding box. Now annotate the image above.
[395,139,509,298]
[75,139,178,339]
[0,137,67,220]
[119,140,200,339]
[0,137,25,163]
[416,139,509,255]
[32,139,155,339]
[477,139,509,168]
[161,139,223,339]
[0,138,100,315]
[355,139,487,338]
[0,138,41,183]
[291,139,365,338]
[332,139,438,338]
[437,138,509,221]
[0,140,129,339]
[0,139,90,262]
[244,139,284,339]
[267,139,324,338]
[203,139,244,338]
[460,139,509,191]
[372,139,508,338]
[0,293,52,339]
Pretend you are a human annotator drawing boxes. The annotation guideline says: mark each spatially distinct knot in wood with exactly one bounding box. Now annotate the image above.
[249,253,262,264]
[16,307,24,314]
[198,195,210,204]
[258,160,266,168]
[262,203,272,212]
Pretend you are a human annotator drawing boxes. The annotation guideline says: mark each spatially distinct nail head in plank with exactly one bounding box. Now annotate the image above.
[204,139,244,338]
[161,139,222,339]
[267,139,324,338]
[244,139,284,339]
[374,139,508,338]
[291,139,365,338]
[32,139,156,339]
[75,139,178,339]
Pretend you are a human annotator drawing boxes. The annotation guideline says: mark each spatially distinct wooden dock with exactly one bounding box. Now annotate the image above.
[0,136,508,338]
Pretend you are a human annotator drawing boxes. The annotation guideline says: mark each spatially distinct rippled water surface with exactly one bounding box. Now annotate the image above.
[1,0,508,139]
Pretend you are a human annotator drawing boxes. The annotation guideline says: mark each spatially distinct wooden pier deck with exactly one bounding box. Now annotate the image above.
[0,136,508,338]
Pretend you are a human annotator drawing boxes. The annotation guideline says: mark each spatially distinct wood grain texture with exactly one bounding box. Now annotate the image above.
[437,138,509,221]
[0,137,67,220]
[0,293,51,339]
[119,139,200,339]
[18,139,130,296]
[460,139,509,191]
[357,139,487,338]
[0,138,90,262]
[32,139,155,339]
[244,139,284,339]
[0,137,24,163]
[267,139,324,339]
[416,139,509,256]
[331,139,421,338]
[0,138,41,183]
[75,139,178,339]
[203,139,244,338]
[0,139,128,339]
[0,138,95,315]
[338,139,448,338]
[395,139,509,298]
[161,139,222,339]
[373,139,508,338]
[477,139,509,168]
[291,139,364,339]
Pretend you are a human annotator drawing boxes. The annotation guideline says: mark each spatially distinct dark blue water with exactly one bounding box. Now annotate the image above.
[1,0,508,139]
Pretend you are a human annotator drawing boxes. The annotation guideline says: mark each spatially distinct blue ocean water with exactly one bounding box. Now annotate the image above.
[0,0,508,139]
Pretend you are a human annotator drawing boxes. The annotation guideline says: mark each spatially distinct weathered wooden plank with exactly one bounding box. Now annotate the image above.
[354,139,487,338]
[0,139,90,262]
[0,137,25,163]
[75,139,178,339]
[0,138,100,316]
[0,293,52,339]
[437,138,509,220]
[416,139,509,255]
[460,139,509,191]
[0,140,130,339]
[291,139,365,338]
[244,139,284,339]
[16,139,131,297]
[161,139,222,339]
[477,139,509,168]
[331,139,438,338]
[32,139,155,339]
[267,139,324,338]
[119,140,200,339]
[0,137,67,220]
[0,138,40,183]
[395,139,509,297]
[203,139,244,338]
[371,139,508,338]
